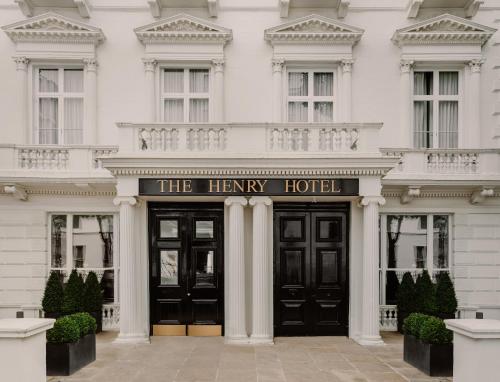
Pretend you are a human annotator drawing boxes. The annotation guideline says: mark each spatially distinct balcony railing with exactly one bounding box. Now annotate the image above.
[117,122,383,155]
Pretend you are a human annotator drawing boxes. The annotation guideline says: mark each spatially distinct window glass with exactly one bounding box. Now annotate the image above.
[39,98,58,144]
[195,220,214,239]
[413,101,433,149]
[160,220,178,239]
[414,72,433,95]
[163,99,184,123]
[288,102,308,122]
[64,98,84,144]
[164,69,184,93]
[160,250,179,285]
[314,102,333,122]
[438,101,458,148]
[72,215,113,268]
[433,215,449,269]
[314,72,333,96]
[51,215,67,268]
[288,72,308,96]
[39,69,58,92]
[189,99,209,123]
[195,249,215,286]
[439,72,458,95]
[386,215,427,269]
[64,69,83,93]
[189,69,209,93]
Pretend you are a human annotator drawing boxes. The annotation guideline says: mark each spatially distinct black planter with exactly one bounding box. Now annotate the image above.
[403,334,453,377]
[44,311,62,320]
[46,333,96,376]
[89,310,102,333]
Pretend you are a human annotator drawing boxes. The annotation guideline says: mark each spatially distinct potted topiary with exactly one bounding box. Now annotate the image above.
[62,270,84,315]
[46,312,97,376]
[42,271,64,319]
[396,272,417,333]
[415,270,438,316]
[435,272,458,320]
[403,313,453,377]
[83,271,103,333]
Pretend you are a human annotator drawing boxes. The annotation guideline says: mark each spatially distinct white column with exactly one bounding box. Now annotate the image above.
[224,196,248,343]
[400,60,414,148]
[468,59,483,148]
[212,59,225,123]
[249,196,273,344]
[272,58,285,123]
[13,57,29,144]
[83,58,97,145]
[359,196,385,346]
[142,58,157,122]
[113,196,149,344]
[341,59,353,122]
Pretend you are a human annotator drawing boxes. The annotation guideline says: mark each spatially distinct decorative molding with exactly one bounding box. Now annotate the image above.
[12,56,29,71]
[382,190,500,199]
[341,59,354,73]
[147,0,218,18]
[224,196,248,207]
[83,58,97,73]
[212,58,225,73]
[400,186,421,204]
[3,185,28,201]
[465,0,484,18]
[338,1,350,19]
[393,13,496,47]
[280,0,290,18]
[400,59,414,73]
[74,0,91,18]
[407,0,483,19]
[14,0,33,17]
[113,196,138,207]
[360,196,386,207]
[407,0,423,19]
[470,188,495,204]
[0,188,116,197]
[264,14,364,45]
[142,58,157,73]
[279,1,350,19]
[272,58,285,73]
[147,0,161,18]
[469,58,485,73]
[2,12,105,45]
[207,0,218,18]
[134,13,232,44]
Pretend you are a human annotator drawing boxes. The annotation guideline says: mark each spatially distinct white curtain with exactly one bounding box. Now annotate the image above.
[439,72,458,95]
[288,72,308,96]
[414,101,432,148]
[189,69,209,93]
[189,99,209,122]
[64,98,84,144]
[164,99,184,123]
[64,69,83,93]
[314,102,333,122]
[414,72,432,95]
[39,98,58,144]
[439,101,458,148]
[39,69,58,92]
[314,72,333,96]
[288,102,308,122]
[164,69,184,93]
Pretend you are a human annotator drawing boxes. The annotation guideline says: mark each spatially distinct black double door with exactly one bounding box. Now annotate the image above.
[274,203,349,336]
[149,203,224,333]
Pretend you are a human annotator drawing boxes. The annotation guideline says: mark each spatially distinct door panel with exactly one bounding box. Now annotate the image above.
[274,204,349,336]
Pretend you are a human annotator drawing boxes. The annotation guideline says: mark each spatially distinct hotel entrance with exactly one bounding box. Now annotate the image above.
[149,203,224,336]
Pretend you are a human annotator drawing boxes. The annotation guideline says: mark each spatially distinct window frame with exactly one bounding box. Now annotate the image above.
[379,213,453,305]
[411,66,463,149]
[33,65,85,145]
[286,67,338,123]
[159,66,212,123]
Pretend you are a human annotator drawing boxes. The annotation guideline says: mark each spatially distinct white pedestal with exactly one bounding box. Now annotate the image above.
[445,319,500,382]
[0,318,55,382]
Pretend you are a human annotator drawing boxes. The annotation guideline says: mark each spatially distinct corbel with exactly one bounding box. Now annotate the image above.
[208,0,218,17]
[401,186,421,204]
[74,0,91,18]
[338,1,350,19]
[14,0,34,17]
[465,0,484,18]
[407,0,423,19]
[280,0,290,18]
[147,0,162,18]
[470,188,494,204]
[3,185,28,201]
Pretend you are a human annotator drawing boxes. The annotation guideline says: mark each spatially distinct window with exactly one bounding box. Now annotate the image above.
[379,214,451,305]
[161,68,210,123]
[413,70,459,148]
[287,70,334,123]
[50,214,116,302]
[35,68,84,145]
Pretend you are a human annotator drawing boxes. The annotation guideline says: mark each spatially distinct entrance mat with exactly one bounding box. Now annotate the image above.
[153,325,186,336]
[187,325,222,337]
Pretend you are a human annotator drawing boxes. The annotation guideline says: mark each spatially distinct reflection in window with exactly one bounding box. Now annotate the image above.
[51,215,67,268]
[73,215,113,268]
[195,220,214,239]
[161,250,178,285]
[160,220,178,238]
[434,215,449,269]
[196,250,215,286]
[387,215,427,269]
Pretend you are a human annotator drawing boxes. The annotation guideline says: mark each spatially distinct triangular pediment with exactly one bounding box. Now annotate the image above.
[265,14,363,44]
[2,12,104,44]
[135,13,232,44]
[393,14,496,46]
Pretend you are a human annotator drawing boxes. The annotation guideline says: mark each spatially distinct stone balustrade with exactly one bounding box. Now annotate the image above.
[102,303,120,331]
[379,305,398,331]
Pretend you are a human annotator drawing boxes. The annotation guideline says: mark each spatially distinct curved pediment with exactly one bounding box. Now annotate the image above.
[393,14,496,46]
[2,12,104,44]
[265,14,364,44]
[135,13,232,44]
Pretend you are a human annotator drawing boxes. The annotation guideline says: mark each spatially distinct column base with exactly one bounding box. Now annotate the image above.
[356,335,385,346]
[224,335,250,345]
[113,333,150,344]
[249,335,274,345]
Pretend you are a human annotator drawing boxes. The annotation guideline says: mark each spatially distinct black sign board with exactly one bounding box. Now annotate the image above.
[139,178,359,196]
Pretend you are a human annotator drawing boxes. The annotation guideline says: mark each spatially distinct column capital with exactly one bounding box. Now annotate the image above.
[360,196,386,207]
[272,58,285,73]
[225,196,248,207]
[13,56,29,71]
[212,58,225,73]
[113,196,138,207]
[341,59,354,73]
[249,196,272,207]
[469,59,485,73]
[400,59,414,74]
[142,58,157,73]
[83,58,97,73]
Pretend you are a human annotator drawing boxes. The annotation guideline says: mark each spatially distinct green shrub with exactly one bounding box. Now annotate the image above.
[83,272,103,313]
[46,316,80,344]
[62,270,84,314]
[435,272,458,317]
[403,313,431,337]
[415,270,437,316]
[419,316,453,345]
[396,272,417,332]
[70,312,90,336]
[42,271,64,314]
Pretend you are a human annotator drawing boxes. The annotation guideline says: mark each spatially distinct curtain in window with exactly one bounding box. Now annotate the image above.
[64,70,83,93]
[439,72,458,95]
[288,102,308,122]
[189,99,209,122]
[439,101,458,148]
[39,98,58,144]
[64,98,84,144]
[314,73,333,96]
[164,69,184,93]
[414,101,432,148]
[288,72,308,96]
[189,69,209,93]
[314,102,333,122]
[164,99,184,122]
[40,69,58,92]
[414,72,432,95]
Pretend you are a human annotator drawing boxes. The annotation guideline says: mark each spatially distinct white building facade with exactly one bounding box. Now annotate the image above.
[0,0,500,345]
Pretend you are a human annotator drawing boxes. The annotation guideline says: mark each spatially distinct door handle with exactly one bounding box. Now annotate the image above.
[187,292,191,297]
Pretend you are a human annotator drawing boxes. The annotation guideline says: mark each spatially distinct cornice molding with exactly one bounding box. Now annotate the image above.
[0,188,116,197]
[392,13,496,47]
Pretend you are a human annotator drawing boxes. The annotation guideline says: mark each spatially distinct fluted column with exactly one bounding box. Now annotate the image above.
[212,59,225,122]
[359,196,385,346]
[113,196,149,344]
[249,196,273,344]
[13,57,29,144]
[400,60,414,147]
[84,58,97,144]
[143,58,157,122]
[224,196,248,343]
[468,59,483,148]
[341,59,354,122]
[272,58,285,123]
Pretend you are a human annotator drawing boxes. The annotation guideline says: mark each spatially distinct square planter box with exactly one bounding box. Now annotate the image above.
[403,334,453,377]
[46,333,96,376]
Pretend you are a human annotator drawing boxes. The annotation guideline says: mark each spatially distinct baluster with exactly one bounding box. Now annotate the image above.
[295,129,302,151]
[302,129,309,151]
[350,129,359,151]
[192,129,199,151]
[171,129,178,150]
[218,129,226,150]
[208,129,216,151]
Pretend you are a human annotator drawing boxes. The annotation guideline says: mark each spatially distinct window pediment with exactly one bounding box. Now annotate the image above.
[135,13,232,44]
[393,14,495,46]
[265,14,364,45]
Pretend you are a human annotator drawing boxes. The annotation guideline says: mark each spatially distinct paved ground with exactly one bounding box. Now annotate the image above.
[47,332,452,382]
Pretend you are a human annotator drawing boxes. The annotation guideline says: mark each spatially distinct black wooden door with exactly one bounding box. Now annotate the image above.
[274,204,349,336]
[149,203,224,332]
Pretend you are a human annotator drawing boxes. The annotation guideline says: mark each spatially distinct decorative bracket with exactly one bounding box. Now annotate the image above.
[401,186,421,204]
[14,0,33,17]
[148,0,218,18]
[407,0,423,19]
[3,185,28,201]
[407,0,483,19]
[470,188,494,204]
[74,0,90,18]
[147,0,161,18]
[279,0,349,19]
